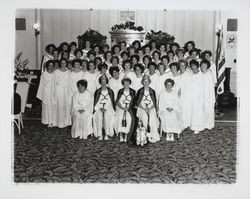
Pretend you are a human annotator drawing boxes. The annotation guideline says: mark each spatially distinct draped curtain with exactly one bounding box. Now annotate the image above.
[41,9,220,56]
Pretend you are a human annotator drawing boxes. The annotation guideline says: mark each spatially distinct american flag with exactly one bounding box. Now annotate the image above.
[215,28,226,95]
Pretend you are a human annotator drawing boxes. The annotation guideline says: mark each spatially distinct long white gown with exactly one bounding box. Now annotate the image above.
[109,77,123,100]
[209,62,217,86]
[71,90,93,139]
[116,90,132,134]
[148,73,159,92]
[82,71,98,95]
[179,70,193,128]
[158,90,183,134]
[155,73,172,100]
[136,90,160,143]
[133,76,143,92]
[202,70,215,129]
[52,69,71,128]
[41,52,54,73]
[68,71,84,108]
[36,71,55,126]
[93,90,115,138]
[190,71,205,132]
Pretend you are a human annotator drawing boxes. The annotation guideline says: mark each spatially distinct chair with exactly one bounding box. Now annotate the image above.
[13,113,24,134]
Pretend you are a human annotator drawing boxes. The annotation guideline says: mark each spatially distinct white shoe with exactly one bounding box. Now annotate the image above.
[98,136,103,140]
[104,135,108,140]
[194,131,200,134]
[171,134,174,141]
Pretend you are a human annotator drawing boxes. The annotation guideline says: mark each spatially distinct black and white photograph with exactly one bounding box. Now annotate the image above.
[1,0,250,199]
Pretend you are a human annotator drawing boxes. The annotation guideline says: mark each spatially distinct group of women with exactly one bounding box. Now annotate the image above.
[36,39,216,146]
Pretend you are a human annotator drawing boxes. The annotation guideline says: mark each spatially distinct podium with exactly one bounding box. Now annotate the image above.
[109,30,146,46]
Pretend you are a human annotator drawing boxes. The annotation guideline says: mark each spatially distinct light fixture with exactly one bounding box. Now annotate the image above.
[33,23,40,36]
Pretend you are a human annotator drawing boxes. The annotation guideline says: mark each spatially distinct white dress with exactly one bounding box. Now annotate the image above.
[36,71,55,126]
[190,71,205,131]
[209,62,217,86]
[168,73,181,96]
[41,52,53,72]
[133,76,143,93]
[52,69,71,128]
[179,70,193,128]
[158,90,183,134]
[82,71,98,95]
[68,71,84,107]
[93,90,115,138]
[149,73,159,91]
[71,90,93,139]
[109,77,123,100]
[202,71,215,129]
[120,71,137,90]
[136,90,160,143]
[116,90,133,134]
[155,73,172,101]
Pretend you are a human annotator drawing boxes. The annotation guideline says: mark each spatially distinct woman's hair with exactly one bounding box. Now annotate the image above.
[201,50,212,59]
[170,42,180,50]
[142,55,152,63]
[94,56,102,66]
[178,59,187,67]
[189,48,201,57]
[141,75,151,85]
[122,59,132,70]
[97,62,108,71]
[74,49,83,57]
[72,59,82,66]
[152,50,161,58]
[184,40,195,52]
[157,62,166,71]
[167,50,174,56]
[169,62,180,71]
[59,42,68,52]
[189,59,199,67]
[132,40,141,48]
[130,54,140,62]
[111,44,121,54]
[98,75,109,85]
[121,77,132,86]
[45,43,56,53]
[149,40,157,48]
[133,63,144,73]
[77,79,88,89]
[87,60,96,70]
[45,60,54,69]
[87,50,96,58]
[59,58,68,67]
[164,78,175,87]
[104,51,112,60]
[137,47,145,54]
[161,55,170,63]
[200,59,211,69]
[110,55,120,64]
[109,66,120,77]
[143,44,151,51]
[148,61,157,69]
[69,41,77,48]
[61,50,69,59]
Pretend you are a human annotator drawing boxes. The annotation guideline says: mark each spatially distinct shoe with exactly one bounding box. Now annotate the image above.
[171,134,175,141]
[98,136,103,140]
[104,135,108,140]
[194,131,200,134]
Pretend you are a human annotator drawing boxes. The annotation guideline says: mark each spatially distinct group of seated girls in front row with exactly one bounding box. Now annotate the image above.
[36,39,216,146]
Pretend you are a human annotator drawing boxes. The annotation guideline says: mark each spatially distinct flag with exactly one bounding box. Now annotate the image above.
[215,28,226,95]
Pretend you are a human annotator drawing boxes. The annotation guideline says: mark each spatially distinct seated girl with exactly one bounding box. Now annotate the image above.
[136,119,148,146]
[93,75,116,140]
[158,79,183,141]
[71,79,93,139]
[115,78,136,142]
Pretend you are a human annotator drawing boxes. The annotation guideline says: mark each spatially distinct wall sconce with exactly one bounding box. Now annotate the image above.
[33,23,40,36]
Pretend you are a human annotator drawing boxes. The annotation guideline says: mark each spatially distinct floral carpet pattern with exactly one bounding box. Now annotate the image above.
[14,121,237,183]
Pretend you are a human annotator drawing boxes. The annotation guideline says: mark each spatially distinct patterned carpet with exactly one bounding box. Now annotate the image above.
[14,121,237,183]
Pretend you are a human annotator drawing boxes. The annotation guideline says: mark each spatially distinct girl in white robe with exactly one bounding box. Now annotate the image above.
[136,75,160,143]
[36,60,55,127]
[109,67,123,100]
[68,59,84,108]
[133,63,144,92]
[190,60,205,134]
[158,79,183,141]
[179,60,193,129]
[120,60,137,90]
[93,75,116,140]
[82,61,98,95]
[71,80,93,139]
[148,62,159,91]
[52,59,71,128]
[200,60,215,130]
[41,44,55,73]
[169,62,181,96]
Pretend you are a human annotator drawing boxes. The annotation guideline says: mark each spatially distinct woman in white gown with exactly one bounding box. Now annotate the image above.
[120,60,137,90]
[82,61,98,95]
[36,60,55,127]
[179,59,193,129]
[133,63,144,92]
[41,44,55,73]
[68,59,84,107]
[52,58,71,128]
[168,62,181,96]
[190,59,205,134]
[93,75,116,140]
[109,67,123,100]
[135,75,160,143]
[158,79,183,141]
[115,78,136,142]
[147,62,159,91]
[200,59,215,130]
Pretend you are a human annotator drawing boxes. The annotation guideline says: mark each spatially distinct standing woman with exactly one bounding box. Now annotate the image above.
[82,61,98,95]
[135,75,160,143]
[82,40,92,59]
[169,62,181,96]
[41,43,55,72]
[109,67,123,100]
[115,78,136,142]
[52,58,71,128]
[93,75,116,140]
[36,60,55,127]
